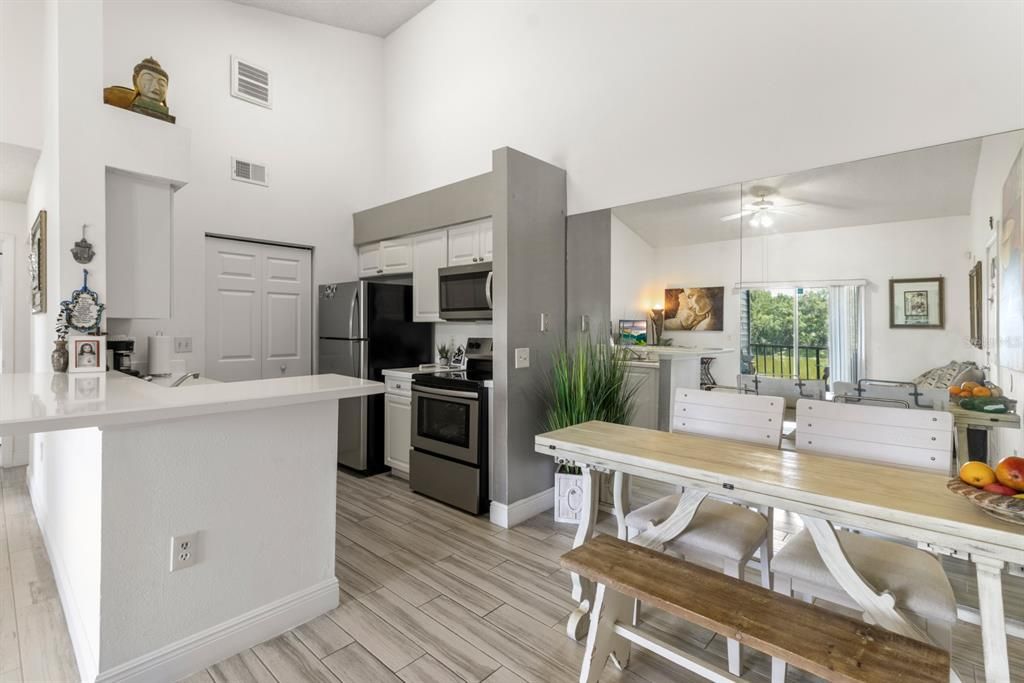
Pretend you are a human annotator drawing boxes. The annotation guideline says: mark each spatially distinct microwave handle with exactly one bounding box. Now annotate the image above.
[485,271,493,309]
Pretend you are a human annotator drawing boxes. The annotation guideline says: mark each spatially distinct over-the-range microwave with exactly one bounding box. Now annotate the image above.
[438,262,493,321]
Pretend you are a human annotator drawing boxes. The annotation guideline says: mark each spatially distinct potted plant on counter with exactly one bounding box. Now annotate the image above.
[546,336,639,523]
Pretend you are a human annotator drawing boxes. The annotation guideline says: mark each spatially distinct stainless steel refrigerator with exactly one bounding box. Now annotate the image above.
[318,281,434,472]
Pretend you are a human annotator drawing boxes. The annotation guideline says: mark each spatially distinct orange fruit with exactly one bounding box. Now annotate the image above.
[960,461,996,488]
[972,386,992,397]
[948,386,961,396]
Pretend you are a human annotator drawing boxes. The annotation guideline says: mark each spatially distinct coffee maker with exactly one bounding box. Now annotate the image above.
[107,337,137,375]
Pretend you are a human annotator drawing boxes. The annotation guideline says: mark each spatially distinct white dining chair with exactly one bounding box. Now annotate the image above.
[623,387,784,676]
[771,399,957,683]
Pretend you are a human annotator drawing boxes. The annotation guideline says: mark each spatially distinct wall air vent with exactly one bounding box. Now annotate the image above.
[231,157,268,187]
[230,56,272,108]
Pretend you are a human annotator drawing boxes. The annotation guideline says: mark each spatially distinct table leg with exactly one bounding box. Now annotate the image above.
[612,471,631,540]
[567,466,602,641]
[974,556,1010,683]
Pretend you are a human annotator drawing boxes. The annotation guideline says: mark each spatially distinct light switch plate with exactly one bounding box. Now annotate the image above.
[174,337,193,353]
[515,347,530,369]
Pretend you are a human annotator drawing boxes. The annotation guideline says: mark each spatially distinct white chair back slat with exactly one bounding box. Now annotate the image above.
[796,399,953,473]
[674,388,785,448]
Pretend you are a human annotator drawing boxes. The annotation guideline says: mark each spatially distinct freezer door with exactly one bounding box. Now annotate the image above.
[318,282,365,339]
[318,338,367,379]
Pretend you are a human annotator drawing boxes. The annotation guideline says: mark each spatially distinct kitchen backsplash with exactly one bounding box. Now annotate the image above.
[433,321,493,361]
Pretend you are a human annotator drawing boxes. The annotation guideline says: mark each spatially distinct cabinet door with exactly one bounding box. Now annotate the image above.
[358,243,381,276]
[447,223,479,266]
[412,230,448,322]
[380,238,413,274]
[385,393,412,475]
[478,220,493,262]
[626,367,660,430]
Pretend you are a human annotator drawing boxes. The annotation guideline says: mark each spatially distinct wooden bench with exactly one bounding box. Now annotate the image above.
[560,534,950,683]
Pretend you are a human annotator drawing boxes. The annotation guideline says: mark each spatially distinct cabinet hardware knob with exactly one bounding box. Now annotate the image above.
[280,364,286,372]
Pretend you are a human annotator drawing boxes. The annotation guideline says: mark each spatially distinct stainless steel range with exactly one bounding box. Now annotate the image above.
[409,337,492,514]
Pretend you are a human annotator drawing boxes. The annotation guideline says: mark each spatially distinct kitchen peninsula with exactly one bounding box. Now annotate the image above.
[0,371,383,683]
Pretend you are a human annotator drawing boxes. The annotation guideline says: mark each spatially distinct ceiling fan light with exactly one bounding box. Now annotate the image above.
[749,213,762,228]
[760,214,774,228]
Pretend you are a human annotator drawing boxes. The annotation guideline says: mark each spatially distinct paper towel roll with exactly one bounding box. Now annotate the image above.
[148,335,172,376]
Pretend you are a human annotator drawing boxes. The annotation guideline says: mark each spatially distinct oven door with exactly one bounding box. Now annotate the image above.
[410,384,480,465]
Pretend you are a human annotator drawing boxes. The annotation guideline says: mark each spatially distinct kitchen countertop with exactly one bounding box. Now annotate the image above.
[0,371,385,436]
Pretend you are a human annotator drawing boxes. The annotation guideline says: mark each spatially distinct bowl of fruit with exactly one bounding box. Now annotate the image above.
[948,381,1016,413]
[949,457,1024,525]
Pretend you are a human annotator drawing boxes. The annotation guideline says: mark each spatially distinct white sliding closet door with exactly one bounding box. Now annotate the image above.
[205,236,311,382]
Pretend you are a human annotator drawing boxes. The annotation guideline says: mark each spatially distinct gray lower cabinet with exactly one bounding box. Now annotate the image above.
[627,365,660,430]
[384,380,412,476]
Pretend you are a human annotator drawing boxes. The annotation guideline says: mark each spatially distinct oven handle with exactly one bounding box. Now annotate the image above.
[412,384,480,400]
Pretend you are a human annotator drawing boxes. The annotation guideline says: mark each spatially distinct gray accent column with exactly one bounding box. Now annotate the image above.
[491,148,567,506]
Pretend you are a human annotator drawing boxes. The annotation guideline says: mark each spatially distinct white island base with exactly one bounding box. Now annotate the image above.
[1,373,382,682]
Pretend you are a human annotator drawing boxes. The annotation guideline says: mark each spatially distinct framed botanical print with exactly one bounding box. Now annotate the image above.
[29,210,46,313]
[890,277,944,328]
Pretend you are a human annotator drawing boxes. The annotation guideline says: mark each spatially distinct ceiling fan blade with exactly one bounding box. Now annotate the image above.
[769,208,802,217]
[720,209,755,222]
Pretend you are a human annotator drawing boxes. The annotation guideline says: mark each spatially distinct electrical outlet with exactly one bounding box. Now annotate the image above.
[174,337,193,353]
[170,532,199,572]
[515,347,530,369]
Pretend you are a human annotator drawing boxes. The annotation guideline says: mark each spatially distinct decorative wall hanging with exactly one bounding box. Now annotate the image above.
[103,56,175,123]
[618,320,648,345]
[889,277,944,328]
[68,335,106,374]
[61,269,105,334]
[663,287,724,331]
[70,224,95,264]
[969,261,983,349]
[29,210,46,313]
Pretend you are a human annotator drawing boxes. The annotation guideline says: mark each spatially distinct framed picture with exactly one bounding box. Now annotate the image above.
[618,320,648,345]
[889,277,944,328]
[29,210,46,313]
[969,261,983,349]
[69,335,106,374]
[664,287,724,331]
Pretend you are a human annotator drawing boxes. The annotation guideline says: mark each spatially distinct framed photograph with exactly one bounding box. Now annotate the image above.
[69,335,106,374]
[969,260,983,349]
[29,210,46,313]
[889,277,944,328]
[664,287,724,331]
[618,319,648,345]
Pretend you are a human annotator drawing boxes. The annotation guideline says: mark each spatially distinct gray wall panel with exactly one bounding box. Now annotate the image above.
[566,210,612,344]
[353,173,493,244]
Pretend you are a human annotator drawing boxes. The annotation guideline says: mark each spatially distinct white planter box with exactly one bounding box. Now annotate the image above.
[554,471,586,524]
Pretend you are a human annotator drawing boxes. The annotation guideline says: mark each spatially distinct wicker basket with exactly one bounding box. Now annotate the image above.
[947,479,1024,526]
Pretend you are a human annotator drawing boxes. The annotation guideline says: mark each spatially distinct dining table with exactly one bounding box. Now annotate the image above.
[535,420,1024,683]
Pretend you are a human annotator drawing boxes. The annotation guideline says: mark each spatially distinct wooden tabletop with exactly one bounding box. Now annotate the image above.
[536,421,1023,562]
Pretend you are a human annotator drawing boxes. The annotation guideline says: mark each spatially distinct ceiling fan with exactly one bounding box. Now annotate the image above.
[720,188,804,228]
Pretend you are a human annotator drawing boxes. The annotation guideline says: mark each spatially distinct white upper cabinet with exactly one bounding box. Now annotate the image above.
[447,218,492,265]
[359,239,412,276]
[412,229,448,322]
[380,238,413,273]
[358,243,381,277]
[105,169,174,319]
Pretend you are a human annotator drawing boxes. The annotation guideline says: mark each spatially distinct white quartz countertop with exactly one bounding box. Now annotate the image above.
[0,372,385,436]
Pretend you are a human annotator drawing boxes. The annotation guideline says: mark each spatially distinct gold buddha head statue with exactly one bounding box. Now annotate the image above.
[133,57,169,106]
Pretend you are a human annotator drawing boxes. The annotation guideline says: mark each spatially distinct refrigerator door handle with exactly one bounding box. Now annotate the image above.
[348,288,359,340]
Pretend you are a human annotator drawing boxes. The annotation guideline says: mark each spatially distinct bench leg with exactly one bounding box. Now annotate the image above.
[723,559,744,676]
[579,583,632,683]
[771,575,792,683]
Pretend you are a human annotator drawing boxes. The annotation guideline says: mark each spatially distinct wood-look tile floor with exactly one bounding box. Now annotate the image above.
[1,465,1022,683]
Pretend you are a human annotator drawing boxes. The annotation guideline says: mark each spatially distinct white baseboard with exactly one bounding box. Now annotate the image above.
[94,578,339,683]
[489,486,554,528]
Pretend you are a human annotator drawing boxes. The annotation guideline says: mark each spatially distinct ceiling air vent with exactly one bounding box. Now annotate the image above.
[230,56,271,108]
[231,157,268,187]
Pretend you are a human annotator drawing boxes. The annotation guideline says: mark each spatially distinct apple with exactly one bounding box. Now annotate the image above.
[959,461,996,487]
[982,483,1018,496]
[994,456,1024,491]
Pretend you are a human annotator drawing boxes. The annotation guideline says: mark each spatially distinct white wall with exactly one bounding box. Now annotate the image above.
[609,214,658,322]
[102,0,385,372]
[0,0,44,150]
[383,1,1023,215]
[612,215,974,382]
[967,130,1024,456]
[0,201,31,466]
